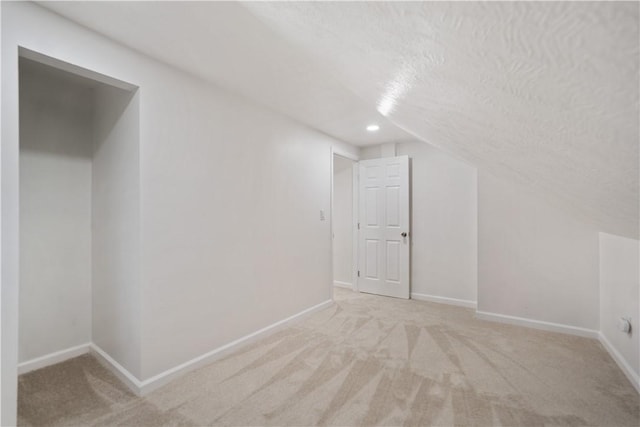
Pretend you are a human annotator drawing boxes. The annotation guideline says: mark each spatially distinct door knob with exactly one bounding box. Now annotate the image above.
[401,232,407,237]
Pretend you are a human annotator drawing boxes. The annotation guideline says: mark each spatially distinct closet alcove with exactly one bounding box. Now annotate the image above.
[18,51,141,380]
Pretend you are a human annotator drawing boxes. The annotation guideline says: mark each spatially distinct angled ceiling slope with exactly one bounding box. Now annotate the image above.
[41,1,638,238]
[243,1,639,239]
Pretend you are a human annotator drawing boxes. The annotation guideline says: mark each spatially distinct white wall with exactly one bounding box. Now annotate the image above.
[18,59,93,363]
[333,155,353,285]
[17,57,141,378]
[92,85,141,378]
[359,145,382,161]
[398,142,478,304]
[360,142,478,305]
[138,78,353,378]
[2,0,20,417]
[478,171,599,330]
[2,4,358,418]
[599,232,639,389]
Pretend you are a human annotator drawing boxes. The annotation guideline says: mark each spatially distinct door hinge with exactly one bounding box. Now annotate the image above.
[357,222,360,230]
[357,270,360,277]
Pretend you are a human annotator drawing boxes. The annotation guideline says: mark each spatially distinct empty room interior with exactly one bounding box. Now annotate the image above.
[1,1,639,426]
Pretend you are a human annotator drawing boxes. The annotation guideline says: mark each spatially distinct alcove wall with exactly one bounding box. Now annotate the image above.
[18,55,140,377]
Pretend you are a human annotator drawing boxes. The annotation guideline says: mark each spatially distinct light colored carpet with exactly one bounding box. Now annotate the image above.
[19,288,639,426]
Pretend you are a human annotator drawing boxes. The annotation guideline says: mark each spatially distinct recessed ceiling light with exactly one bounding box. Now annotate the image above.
[366,124,380,132]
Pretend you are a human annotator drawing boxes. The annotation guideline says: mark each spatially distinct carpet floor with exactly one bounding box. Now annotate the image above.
[18,288,639,426]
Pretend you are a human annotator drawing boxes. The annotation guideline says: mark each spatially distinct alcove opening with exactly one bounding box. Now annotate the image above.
[18,50,141,383]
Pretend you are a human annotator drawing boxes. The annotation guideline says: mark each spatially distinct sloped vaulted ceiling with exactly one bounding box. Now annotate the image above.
[40,1,638,238]
[244,1,639,239]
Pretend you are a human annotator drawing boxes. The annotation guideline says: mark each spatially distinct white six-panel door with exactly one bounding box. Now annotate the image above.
[357,156,410,299]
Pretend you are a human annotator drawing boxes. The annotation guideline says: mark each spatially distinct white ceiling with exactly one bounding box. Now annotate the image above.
[38,1,413,146]
[20,56,106,90]
[40,1,638,238]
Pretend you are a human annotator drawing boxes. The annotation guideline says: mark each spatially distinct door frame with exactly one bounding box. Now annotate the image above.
[330,147,359,293]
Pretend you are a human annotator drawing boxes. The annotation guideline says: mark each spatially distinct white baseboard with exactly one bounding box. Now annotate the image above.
[18,343,91,374]
[91,298,334,396]
[333,281,353,290]
[90,344,143,395]
[475,310,599,339]
[136,298,333,394]
[411,293,476,309]
[598,333,640,394]
[20,299,334,397]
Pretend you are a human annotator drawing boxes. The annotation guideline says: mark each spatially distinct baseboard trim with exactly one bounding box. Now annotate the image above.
[20,299,335,395]
[18,343,91,374]
[90,344,143,395]
[137,298,333,394]
[411,293,477,309]
[598,333,640,394]
[475,310,599,339]
[333,281,353,290]
[88,298,330,395]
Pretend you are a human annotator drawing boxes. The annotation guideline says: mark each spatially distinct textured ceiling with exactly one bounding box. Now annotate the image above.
[39,1,638,238]
[244,1,639,238]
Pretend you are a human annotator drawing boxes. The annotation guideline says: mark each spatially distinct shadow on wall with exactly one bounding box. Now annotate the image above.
[18,52,142,381]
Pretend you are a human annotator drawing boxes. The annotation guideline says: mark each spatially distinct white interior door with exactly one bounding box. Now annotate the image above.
[358,155,410,299]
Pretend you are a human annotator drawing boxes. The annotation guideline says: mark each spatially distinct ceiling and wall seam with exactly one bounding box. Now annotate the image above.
[38,1,640,239]
[34,2,362,150]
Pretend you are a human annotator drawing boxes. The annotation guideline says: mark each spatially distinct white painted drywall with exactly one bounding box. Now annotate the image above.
[478,171,599,330]
[2,1,20,418]
[18,59,93,363]
[359,145,381,161]
[2,5,358,412]
[92,85,141,378]
[137,77,342,378]
[399,142,478,304]
[360,142,478,304]
[333,155,353,285]
[599,233,639,385]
